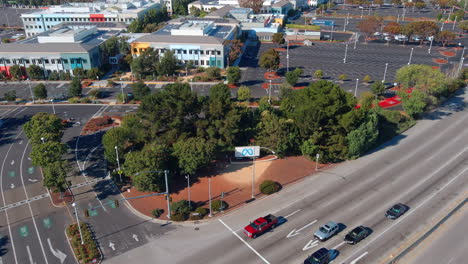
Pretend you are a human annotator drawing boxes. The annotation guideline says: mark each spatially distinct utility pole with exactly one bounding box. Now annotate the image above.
[428,36,434,54]
[452,16,457,30]
[165,170,171,219]
[354,78,359,97]
[286,39,290,73]
[28,79,35,103]
[343,43,349,63]
[72,203,84,245]
[185,175,191,209]
[382,63,389,83]
[408,47,414,65]
[114,146,122,182]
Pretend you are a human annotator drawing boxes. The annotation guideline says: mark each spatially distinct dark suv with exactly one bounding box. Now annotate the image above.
[344,226,369,245]
[385,203,408,219]
[304,248,330,264]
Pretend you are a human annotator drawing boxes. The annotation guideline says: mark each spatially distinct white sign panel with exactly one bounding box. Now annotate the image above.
[235,146,260,158]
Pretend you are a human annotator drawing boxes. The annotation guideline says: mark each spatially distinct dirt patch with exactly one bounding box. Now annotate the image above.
[81,115,122,135]
[439,51,456,57]
[433,58,448,64]
[50,188,74,206]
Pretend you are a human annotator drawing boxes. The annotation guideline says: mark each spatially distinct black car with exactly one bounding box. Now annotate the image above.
[304,248,330,264]
[385,203,408,219]
[344,226,369,245]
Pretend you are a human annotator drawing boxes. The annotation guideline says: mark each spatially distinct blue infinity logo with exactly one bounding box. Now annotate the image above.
[242,148,254,156]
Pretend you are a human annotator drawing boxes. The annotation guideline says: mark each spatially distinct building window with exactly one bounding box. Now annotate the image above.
[183,50,187,54]
[44,59,49,64]
[25,59,30,64]
[194,60,199,65]
[206,60,209,65]
[189,50,192,54]
[63,59,68,64]
[133,48,138,53]
[200,50,204,55]
[201,60,204,65]
[217,51,221,55]
[6,59,10,64]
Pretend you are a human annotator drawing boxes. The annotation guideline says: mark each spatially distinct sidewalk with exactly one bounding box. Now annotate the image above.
[122,156,322,221]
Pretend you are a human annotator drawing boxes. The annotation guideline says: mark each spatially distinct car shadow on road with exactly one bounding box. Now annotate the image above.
[0,235,9,256]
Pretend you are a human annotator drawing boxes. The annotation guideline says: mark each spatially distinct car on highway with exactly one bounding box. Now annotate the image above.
[385,203,408,219]
[243,214,278,238]
[314,221,339,241]
[304,247,330,264]
[344,226,369,245]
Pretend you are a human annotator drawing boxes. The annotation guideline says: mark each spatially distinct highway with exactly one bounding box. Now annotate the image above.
[0,104,173,264]
[107,89,468,264]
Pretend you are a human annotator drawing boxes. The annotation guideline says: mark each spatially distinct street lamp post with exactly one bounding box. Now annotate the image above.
[354,78,359,97]
[268,79,272,104]
[251,156,256,199]
[315,154,320,171]
[382,63,389,83]
[185,175,191,209]
[408,47,414,65]
[27,79,35,103]
[120,83,125,103]
[114,146,122,182]
[40,137,45,143]
[208,177,212,217]
[428,37,434,54]
[330,24,334,42]
[286,39,290,73]
[397,14,400,23]
[72,203,84,245]
[343,44,349,63]
[452,16,457,30]
[50,99,56,114]
[354,34,358,50]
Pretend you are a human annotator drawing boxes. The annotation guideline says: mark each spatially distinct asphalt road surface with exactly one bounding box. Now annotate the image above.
[0,104,174,264]
[107,88,468,264]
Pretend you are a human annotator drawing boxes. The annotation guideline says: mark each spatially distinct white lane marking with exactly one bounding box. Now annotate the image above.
[132,234,139,242]
[9,183,14,189]
[26,245,36,264]
[10,160,14,165]
[350,252,368,264]
[340,165,468,264]
[219,219,271,264]
[302,239,319,251]
[20,142,49,264]
[19,140,23,145]
[286,220,318,238]
[47,238,67,264]
[28,179,38,182]
[284,209,301,218]
[332,241,346,249]
[109,242,116,251]
[0,256,3,264]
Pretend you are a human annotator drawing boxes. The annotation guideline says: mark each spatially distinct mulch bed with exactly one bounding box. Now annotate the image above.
[433,58,449,64]
[262,82,281,89]
[227,83,239,89]
[81,115,122,135]
[264,72,281,80]
[439,51,456,57]
[293,86,307,90]
[432,66,441,70]
[50,188,74,206]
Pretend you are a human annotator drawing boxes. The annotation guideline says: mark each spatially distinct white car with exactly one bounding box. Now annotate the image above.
[373,32,382,36]
[384,36,392,41]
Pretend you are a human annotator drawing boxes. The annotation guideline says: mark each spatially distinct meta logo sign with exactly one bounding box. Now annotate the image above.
[235,146,260,158]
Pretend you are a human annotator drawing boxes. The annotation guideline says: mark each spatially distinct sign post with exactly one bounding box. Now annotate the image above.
[235,146,260,199]
[315,154,320,171]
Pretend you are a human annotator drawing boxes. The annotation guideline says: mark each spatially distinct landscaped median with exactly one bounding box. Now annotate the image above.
[66,222,102,264]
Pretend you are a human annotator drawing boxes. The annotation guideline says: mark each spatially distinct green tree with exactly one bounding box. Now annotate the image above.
[42,160,70,193]
[227,66,241,84]
[131,80,151,100]
[23,112,64,144]
[205,67,221,80]
[458,20,468,32]
[314,69,324,79]
[156,50,178,77]
[190,6,201,16]
[102,127,133,165]
[395,64,447,96]
[172,0,192,15]
[9,65,23,80]
[3,90,16,101]
[33,83,47,99]
[27,64,44,80]
[30,141,67,167]
[286,68,303,86]
[124,143,168,192]
[237,85,251,101]
[259,49,280,71]
[371,82,385,96]
[69,78,82,97]
[437,30,456,47]
[131,48,159,78]
[399,89,428,118]
[272,32,285,46]
[347,112,379,159]
[172,137,215,175]
[72,68,86,79]
[86,67,102,80]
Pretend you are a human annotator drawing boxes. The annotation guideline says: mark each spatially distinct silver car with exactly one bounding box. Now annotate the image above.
[314,221,339,241]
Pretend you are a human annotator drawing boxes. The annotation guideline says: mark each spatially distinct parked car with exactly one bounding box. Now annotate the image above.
[373,32,382,36]
[344,226,369,245]
[384,36,392,41]
[243,214,279,238]
[304,248,330,264]
[412,35,422,42]
[385,203,408,219]
[314,221,339,241]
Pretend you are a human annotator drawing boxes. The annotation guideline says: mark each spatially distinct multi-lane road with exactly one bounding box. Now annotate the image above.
[107,89,468,264]
[0,104,175,264]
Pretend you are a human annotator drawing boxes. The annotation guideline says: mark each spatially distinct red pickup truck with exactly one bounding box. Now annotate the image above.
[243,214,278,238]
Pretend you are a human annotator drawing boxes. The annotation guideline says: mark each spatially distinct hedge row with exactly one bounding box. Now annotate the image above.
[66,223,101,263]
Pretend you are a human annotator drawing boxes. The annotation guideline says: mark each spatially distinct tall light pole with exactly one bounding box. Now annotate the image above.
[134,170,171,219]
[251,156,256,199]
[208,177,212,217]
[457,57,465,76]
[361,8,363,19]
[408,47,414,65]
[268,79,272,104]
[50,99,56,114]
[28,79,35,103]
[114,146,122,182]
[343,43,349,63]
[185,175,191,209]
[354,33,358,50]
[452,16,457,30]
[354,78,359,97]
[330,24,334,42]
[120,82,125,103]
[382,63,389,83]
[315,154,320,171]
[286,39,290,73]
[72,203,84,245]
[428,36,434,54]
[40,137,45,144]
[397,14,400,23]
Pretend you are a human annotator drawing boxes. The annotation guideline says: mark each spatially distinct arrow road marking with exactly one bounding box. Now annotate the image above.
[10,183,15,189]
[109,242,115,251]
[28,179,38,182]
[286,220,317,238]
[132,234,139,242]
[26,245,36,264]
[302,240,319,251]
[47,238,67,264]
[284,209,301,218]
[10,160,14,165]
[350,252,368,264]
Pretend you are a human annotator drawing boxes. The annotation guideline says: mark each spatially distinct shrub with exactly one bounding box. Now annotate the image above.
[314,70,323,79]
[259,180,280,195]
[211,200,228,212]
[68,97,79,103]
[171,199,191,218]
[363,75,372,83]
[194,207,209,217]
[170,213,187,221]
[339,74,348,81]
[88,89,101,99]
[205,67,221,80]
[190,214,202,220]
[152,208,164,218]
[197,67,205,73]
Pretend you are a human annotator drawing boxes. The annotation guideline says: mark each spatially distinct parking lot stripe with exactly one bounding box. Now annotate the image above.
[219,219,271,264]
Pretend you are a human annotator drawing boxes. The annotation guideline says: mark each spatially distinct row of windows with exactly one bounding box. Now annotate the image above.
[134,48,222,56]
[23,17,133,23]
[181,59,221,67]
[0,58,87,65]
